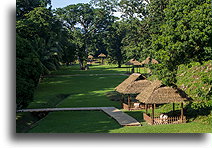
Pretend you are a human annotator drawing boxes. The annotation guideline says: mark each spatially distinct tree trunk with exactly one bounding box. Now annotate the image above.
[118,61,121,68]
[78,57,84,70]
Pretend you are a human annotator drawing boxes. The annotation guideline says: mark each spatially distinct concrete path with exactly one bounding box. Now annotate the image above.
[17,107,141,126]
[101,107,141,126]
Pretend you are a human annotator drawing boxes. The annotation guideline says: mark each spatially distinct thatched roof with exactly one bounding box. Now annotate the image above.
[115,73,150,94]
[122,80,152,94]
[125,59,142,66]
[141,57,159,65]
[136,80,188,104]
[88,55,93,59]
[151,59,159,64]
[132,60,142,66]
[98,53,106,57]
[125,61,133,65]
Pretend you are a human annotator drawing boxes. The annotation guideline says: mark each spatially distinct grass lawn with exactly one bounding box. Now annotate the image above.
[28,111,121,133]
[16,64,212,133]
[50,64,148,75]
[28,75,126,109]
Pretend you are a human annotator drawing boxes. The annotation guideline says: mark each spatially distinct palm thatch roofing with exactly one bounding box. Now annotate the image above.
[115,73,151,94]
[98,53,106,58]
[125,59,142,66]
[136,80,189,104]
[88,55,93,59]
[122,80,152,94]
[141,57,159,65]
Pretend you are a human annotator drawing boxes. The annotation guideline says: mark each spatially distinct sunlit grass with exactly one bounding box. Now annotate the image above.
[17,64,212,133]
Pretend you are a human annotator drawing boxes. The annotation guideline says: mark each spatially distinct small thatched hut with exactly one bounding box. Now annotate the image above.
[115,73,151,110]
[98,53,106,64]
[115,73,146,93]
[136,80,189,125]
[125,59,134,73]
[125,59,142,73]
[88,55,93,59]
[141,57,159,65]
[87,55,94,65]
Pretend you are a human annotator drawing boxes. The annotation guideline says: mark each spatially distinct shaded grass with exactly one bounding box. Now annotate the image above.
[28,111,121,133]
[16,112,41,133]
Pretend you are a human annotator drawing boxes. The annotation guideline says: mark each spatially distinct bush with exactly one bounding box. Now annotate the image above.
[16,35,43,109]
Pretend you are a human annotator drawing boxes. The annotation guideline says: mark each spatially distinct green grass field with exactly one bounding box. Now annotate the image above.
[16,64,212,133]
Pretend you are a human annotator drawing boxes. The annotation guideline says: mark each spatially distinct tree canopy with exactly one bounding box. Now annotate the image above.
[16,0,211,109]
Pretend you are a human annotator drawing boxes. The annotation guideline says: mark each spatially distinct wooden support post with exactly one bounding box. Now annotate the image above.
[154,104,156,109]
[145,104,148,114]
[152,104,155,125]
[128,95,131,111]
[173,103,175,115]
[121,95,124,109]
[181,102,184,122]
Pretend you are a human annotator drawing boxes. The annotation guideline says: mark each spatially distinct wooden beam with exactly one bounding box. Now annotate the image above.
[145,104,148,114]
[121,95,124,109]
[152,104,155,125]
[173,103,175,115]
[128,95,131,111]
[181,102,184,122]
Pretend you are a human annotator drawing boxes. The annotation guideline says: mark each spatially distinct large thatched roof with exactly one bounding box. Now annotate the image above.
[122,80,152,94]
[115,73,150,94]
[141,57,159,65]
[136,80,188,104]
[98,53,106,57]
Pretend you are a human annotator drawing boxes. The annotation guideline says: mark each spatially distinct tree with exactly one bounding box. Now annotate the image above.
[56,3,115,70]
[16,0,51,19]
[152,0,212,85]
[16,35,43,109]
[106,22,126,67]
[16,3,65,109]
[17,7,63,72]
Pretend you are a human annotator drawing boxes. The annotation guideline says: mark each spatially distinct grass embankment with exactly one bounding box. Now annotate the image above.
[176,61,212,101]
[176,60,212,124]
[16,64,212,133]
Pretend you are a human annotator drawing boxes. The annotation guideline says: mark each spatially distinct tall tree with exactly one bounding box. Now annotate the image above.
[106,22,126,67]
[16,0,51,19]
[56,3,115,69]
[152,0,212,85]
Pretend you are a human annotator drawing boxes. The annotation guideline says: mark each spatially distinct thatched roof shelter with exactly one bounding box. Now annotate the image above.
[98,53,106,58]
[88,55,93,59]
[136,80,188,104]
[141,57,159,65]
[122,80,152,94]
[125,59,142,66]
[115,73,149,94]
[125,59,134,65]
[132,60,142,66]
[125,61,133,65]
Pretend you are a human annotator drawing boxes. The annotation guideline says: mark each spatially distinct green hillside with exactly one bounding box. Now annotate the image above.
[176,61,212,124]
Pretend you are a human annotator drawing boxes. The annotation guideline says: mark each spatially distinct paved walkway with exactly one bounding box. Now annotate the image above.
[17,107,141,126]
